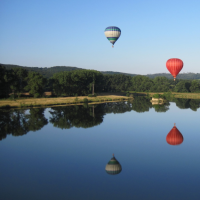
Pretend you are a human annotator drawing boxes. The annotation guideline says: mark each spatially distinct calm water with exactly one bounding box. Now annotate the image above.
[1,97,200,200]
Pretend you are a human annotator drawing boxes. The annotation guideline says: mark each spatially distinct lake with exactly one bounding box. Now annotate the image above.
[1,97,200,200]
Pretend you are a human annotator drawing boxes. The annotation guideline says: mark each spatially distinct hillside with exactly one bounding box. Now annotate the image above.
[147,73,200,80]
[1,64,83,78]
[1,63,200,80]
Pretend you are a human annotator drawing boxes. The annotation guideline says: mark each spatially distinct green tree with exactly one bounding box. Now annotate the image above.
[174,81,191,92]
[150,77,170,92]
[131,75,153,92]
[0,65,8,97]
[9,68,28,97]
[189,80,200,93]
[25,72,46,97]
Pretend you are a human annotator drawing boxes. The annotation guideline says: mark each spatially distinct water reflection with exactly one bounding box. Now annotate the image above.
[105,154,122,175]
[166,123,184,145]
[0,108,47,140]
[49,105,104,129]
[131,96,152,112]
[174,98,200,111]
[1,97,200,141]
[152,102,170,112]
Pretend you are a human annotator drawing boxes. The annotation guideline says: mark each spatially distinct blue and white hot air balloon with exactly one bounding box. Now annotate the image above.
[105,154,122,175]
[104,26,121,47]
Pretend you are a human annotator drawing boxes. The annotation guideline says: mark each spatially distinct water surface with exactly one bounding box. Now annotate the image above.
[1,97,200,200]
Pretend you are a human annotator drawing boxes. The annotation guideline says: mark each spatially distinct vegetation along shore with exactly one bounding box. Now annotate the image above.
[1,64,200,109]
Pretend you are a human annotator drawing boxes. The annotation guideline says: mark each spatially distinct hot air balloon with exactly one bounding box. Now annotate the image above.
[166,123,184,145]
[105,154,122,175]
[166,58,184,81]
[104,26,121,47]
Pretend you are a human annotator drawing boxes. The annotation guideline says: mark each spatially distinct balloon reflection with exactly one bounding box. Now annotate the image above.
[105,154,122,175]
[166,123,184,145]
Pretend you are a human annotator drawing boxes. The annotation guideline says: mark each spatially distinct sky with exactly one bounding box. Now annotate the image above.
[0,0,200,74]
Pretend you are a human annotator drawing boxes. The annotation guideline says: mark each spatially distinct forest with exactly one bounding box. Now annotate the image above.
[0,64,200,98]
[1,63,200,79]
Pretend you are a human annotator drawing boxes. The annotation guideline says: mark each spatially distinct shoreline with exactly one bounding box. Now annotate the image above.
[0,95,132,109]
[131,92,200,100]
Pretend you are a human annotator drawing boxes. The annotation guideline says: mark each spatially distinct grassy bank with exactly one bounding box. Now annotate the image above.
[0,95,132,109]
[130,92,200,99]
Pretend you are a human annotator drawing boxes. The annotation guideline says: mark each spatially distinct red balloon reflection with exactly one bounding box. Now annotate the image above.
[166,123,183,145]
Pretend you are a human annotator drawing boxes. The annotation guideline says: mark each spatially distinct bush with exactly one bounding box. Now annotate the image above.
[146,92,150,99]
[9,94,16,100]
[83,98,88,103]
[34,93,40,98]
[153,94,161,98]
[126,92,130,97]
[163,92,173,100]
[88,93,97,97]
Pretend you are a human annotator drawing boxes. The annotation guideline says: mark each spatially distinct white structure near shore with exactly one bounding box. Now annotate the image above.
[151,98,164,105]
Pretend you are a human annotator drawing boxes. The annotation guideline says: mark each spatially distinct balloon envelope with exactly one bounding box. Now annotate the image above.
[166,124,184,145]
[105,155,122,175]
[104,26,121,46]
[166,58,183,80]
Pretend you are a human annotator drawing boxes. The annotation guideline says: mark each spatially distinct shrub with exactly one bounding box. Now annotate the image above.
[83,103,88,108]
[126,92,130,97]
[83,98,88,103]
[163,92,173,100]
[88,94,93,97]
[9,94,15,100]
[146,92,150,99]
[34,93,40,98]
[152,94,160,98]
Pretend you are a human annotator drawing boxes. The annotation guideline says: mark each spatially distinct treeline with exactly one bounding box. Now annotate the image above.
[2,63,200,80]
[1,65,200,98]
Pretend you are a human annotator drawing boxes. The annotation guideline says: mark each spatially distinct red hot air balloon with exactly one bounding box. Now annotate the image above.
[166,123,184,145]
[166,58,183,81]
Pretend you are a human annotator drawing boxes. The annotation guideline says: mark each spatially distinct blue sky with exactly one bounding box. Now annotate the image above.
[0,0,200,74]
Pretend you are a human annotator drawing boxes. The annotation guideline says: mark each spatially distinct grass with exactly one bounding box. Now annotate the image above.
[0,95,132,109]
[129,91,200,99]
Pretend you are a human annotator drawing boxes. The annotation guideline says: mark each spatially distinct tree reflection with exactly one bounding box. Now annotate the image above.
[26,108,48,131]
[175,99,190,109]
[0,108,48,140]
[49,105,105,129]
[49,101,134,129]
[152,102,170,112]
[189,99,200,111]
[174,98,200,111]
[101,101,132,114]
[1,97,200,140]
[131,96,152,112]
